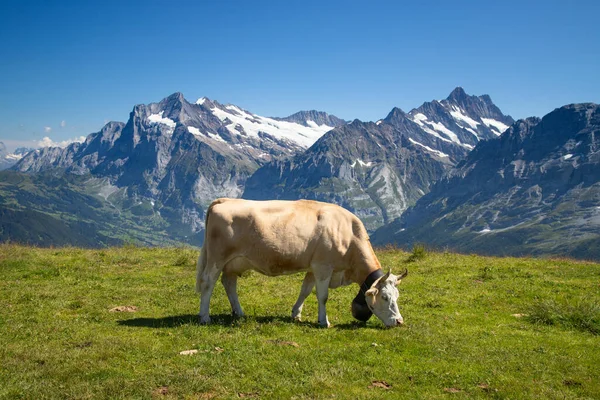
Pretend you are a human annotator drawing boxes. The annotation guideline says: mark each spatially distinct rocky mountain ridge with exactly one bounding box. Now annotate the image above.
[372,103,600,259]
[243,88,514,230]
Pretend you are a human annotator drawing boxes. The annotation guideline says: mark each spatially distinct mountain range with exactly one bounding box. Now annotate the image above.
[372,103,600,260]
[10,93,344,239]
[5,88,512,242]
[4,88,598,260]
[244,87,513,230]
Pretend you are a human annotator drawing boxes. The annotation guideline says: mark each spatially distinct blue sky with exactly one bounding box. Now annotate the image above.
[1,0,599,150]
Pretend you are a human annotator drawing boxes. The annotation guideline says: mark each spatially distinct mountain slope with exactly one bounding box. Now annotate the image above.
[372,103,600,260]
[0,171,162,247]
[244,88,513,231]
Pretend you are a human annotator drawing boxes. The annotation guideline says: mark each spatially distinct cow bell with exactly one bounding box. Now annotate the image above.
[352,292,373,322]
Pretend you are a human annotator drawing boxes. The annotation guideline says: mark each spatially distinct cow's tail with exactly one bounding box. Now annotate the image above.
[195,202,215,293]
[195,244,207,293]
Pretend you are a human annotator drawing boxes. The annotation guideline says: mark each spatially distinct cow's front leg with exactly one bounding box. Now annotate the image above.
[292,272,315,321]
[221,272,244,318]
[315,274,332,328]
[198,264,221,324]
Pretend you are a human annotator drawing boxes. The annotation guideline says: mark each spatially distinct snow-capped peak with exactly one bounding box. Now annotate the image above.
[208,103,335,148]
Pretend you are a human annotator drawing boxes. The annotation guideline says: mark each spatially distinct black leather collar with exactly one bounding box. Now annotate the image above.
[360,269,384,296]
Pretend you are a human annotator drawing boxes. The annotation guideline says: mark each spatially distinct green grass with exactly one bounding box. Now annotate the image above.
[1,245,599,399]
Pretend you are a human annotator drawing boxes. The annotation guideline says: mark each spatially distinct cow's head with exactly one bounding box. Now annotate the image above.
[364,269,408,327]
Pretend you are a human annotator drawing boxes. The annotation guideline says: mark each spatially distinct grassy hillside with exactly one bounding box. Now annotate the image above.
[0,171,196,248]
[1,245,599,399]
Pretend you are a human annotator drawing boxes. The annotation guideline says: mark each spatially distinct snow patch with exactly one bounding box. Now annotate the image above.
[464,126,479,138]
[148,112,176,128]
[477,221,526,234]
[427,120,461,143]
[408,138,449,158]
[188,126,226,143]
[411,113,466,146]
[209,105,332,147]
[351,159,373,168]
[208,132,226,142]
[410,113,453,143]
[376,120,383,125]
[187,126,202,136]
[481,118,509,135]
[450,106,480,129]
[196,97,206,105]
[563,154,573,160]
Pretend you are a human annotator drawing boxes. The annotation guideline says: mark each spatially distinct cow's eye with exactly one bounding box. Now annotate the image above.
[382,294,389,302]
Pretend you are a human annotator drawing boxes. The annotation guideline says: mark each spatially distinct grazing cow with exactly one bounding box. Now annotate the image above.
[195,198,408,327]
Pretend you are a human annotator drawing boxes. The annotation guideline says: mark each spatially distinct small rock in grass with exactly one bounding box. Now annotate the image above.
[511,313,528,318]
[109,305,138,312]
[153,386,169,396]
[179,349,198,355]
[368,380,391,389]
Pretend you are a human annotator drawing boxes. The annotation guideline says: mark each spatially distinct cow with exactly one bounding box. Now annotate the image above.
[195,198,408,327]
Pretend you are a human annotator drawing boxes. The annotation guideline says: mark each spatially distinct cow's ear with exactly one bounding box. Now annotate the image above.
[365,288,378,297]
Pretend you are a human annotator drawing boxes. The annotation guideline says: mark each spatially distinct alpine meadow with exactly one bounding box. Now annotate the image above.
[1,244,599,399]
[2,2,600,400]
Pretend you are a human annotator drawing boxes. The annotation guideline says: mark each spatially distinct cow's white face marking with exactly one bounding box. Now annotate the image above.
[365,271,406,327]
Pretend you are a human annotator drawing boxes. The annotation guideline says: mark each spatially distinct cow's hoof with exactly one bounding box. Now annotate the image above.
[318,320,331,328]
[293,315,302,323]
[198,315,211,325]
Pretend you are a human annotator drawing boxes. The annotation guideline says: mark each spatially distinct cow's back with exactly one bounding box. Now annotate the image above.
[204,198,374,277]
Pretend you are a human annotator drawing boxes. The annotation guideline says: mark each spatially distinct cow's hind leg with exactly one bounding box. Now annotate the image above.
[221,272,244,318]
[198,262,223,324]
[291,272,315,322]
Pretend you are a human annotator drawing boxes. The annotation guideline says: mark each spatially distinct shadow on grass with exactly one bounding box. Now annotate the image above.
[118,314,200,328]
[118,313,318,328]
[117,314,381,330]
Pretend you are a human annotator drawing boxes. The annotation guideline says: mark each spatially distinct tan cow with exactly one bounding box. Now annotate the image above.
[195,198,408,327]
